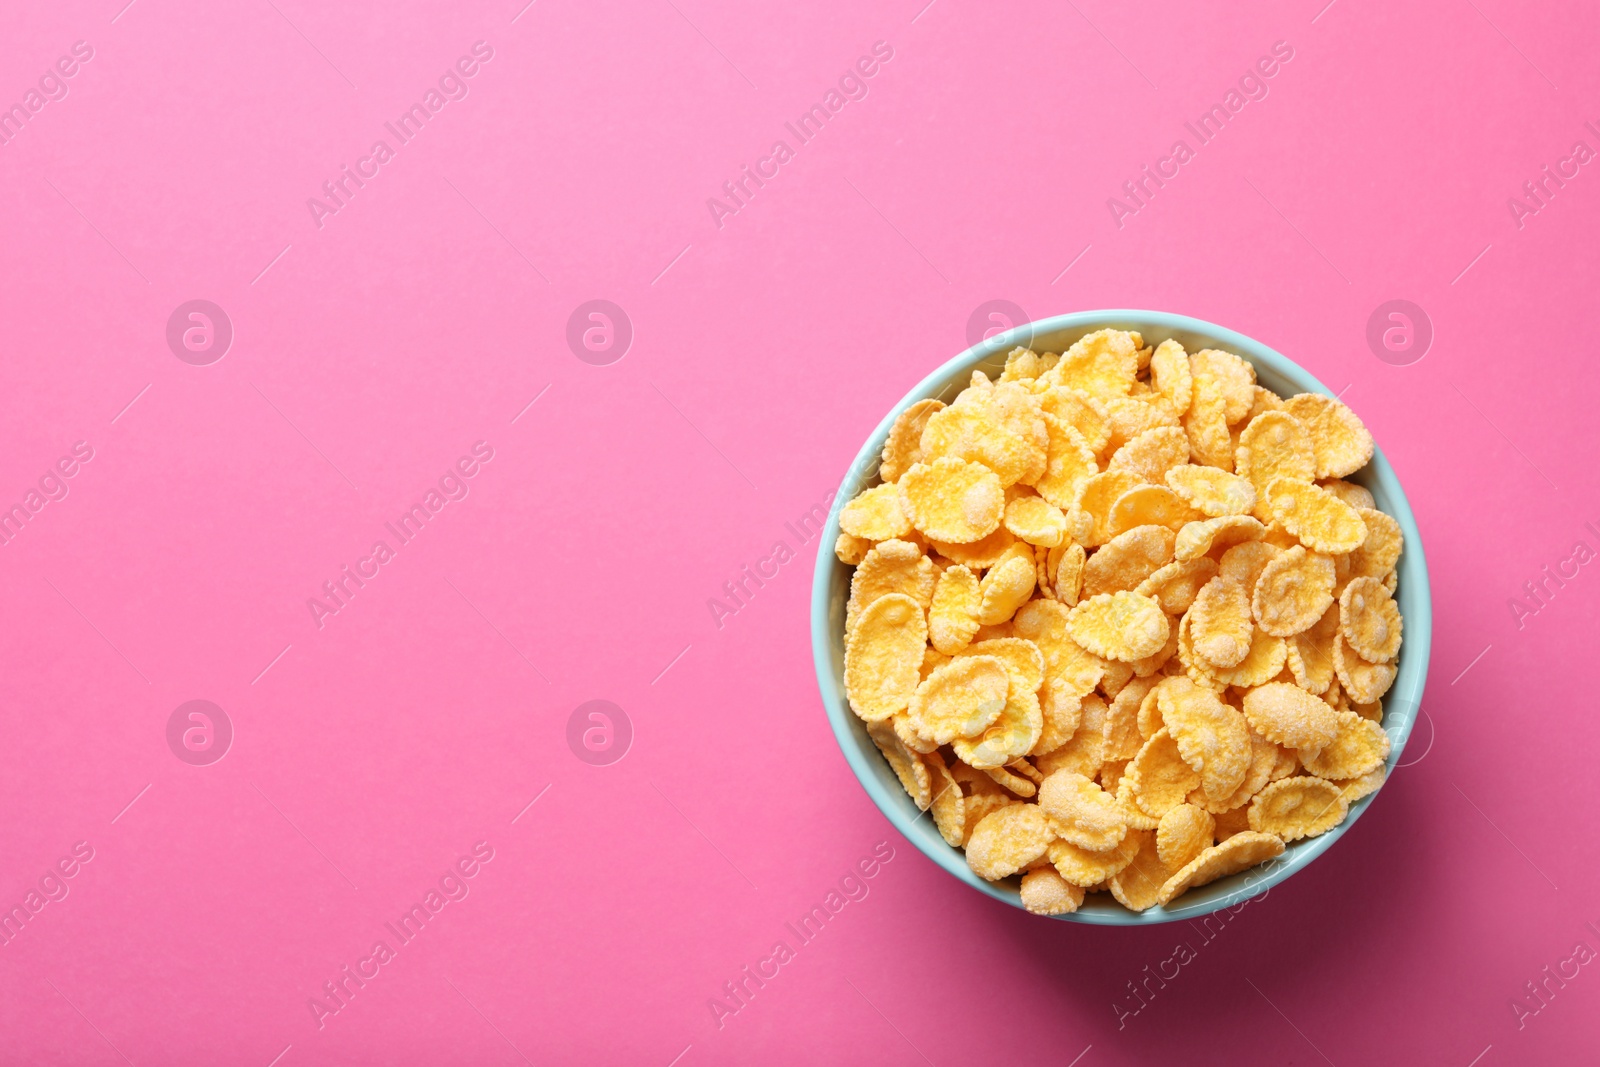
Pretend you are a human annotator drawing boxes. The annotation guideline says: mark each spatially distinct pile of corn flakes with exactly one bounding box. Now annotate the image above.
[836,330,1403,915]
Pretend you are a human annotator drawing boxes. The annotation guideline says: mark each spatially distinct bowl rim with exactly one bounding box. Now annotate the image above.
[810,308,1432,925]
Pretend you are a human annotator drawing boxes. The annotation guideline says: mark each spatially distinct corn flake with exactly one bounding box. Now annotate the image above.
[1068,591,1170,662]
[1083,525,1176,599]
[1236,411,1315,520]
[879,398,945,483]
[1340,576,1403,661]
[1166,464,1257,517]
[1156,831,1284,905]
[1333,634,1398,704]
[1149,339,1193,415]
[966,804,1054,880]
[928,564,982,654]
[1021,866,1087,915]
[840,483,913,541]
[1004,494,1068,547]
[1157,804,1216,870]
[1282,393,1374,479]
[844,593,927,722]
[1266,477,1368,554]
[1242,681,1339,754]
[1248,776,1347,841]
[1251,544,1337,637]
[906,654,1009,743]
[1300,710,1390,779]
[899,457,1005,544]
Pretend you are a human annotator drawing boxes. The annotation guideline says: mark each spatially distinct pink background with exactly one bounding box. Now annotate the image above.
[0,0,1595,1063]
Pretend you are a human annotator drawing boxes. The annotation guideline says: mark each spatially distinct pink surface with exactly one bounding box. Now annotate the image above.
[0,0,1595,1063]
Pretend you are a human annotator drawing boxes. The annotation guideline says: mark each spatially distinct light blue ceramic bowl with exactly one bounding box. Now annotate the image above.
[811,310,1431,924]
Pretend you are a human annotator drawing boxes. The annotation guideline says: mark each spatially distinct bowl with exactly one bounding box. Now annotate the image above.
[811,309,1431,924]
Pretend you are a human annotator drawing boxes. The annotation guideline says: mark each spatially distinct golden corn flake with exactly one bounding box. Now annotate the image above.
[1108,831,1169,911]
[1035,693,1109,779]
[1158,677,1252,800]
[1184,383,1234,471]
[847,539,937,633]
[1109,426,1190,485]
[1188,577,1255,668]
[1242,681,1339,755]
[899,457,1005,544]
[1049,328,1139,398]
[1251,544,1337,638]
[919,391,1043,488]
[925,750,966,846]
[1333,634,1398,704]
[1157,804,1216,871]
[977,551,1038,625]
[1004,494,1068,547]
[1000,346,1050,382]
[966,804,1054,881]
[961,794,1013,846]
[1236,411,1315,518]
[1300,710,1390,780]
[1190,349,1257,424]
[835,531,872,565]
[956,637,1045,694]
[1214,629,1287,688]
[1067,591,1170,662]
[1247,776,1347,841]
[918,646,950,683]
[906,654,1009,743]
[981,763,1039,798]
[1076,470,1142,546]
[1034,414,1100,511]
[1149,339,1193,414]
[1348,506,1403,578]
[1103,396,1182,456]
[1175,515,1265,561]
[1156,831,1284,906]
[1320,478,1375,510]
[1340,576,1403,662]
[1054,541,1087,605]
[867,720,933,809]
[1021,866,1087,915]
[1105,484,1200,539]
[1166,464,1256,517]
[1036,387,1112,455]
[1127,727,1203,818]
[844,593,927,722]
[1176,612,1225,692]
[1014,599,1105,696]
[1265,477,1368,554]
[1083,525,1176,598]
[879,398,945,483]
[1039,770,1127,850]
[840,483,913,541]
[953,683,1043,769]
[1332,764,1386,805]
[1105,676,1157,761]
[1049,830,1143,888]
[1192,729,1279,814]
[931,525,1016,570]
[1032,679,1084,757]
[928,564,982,654]
[1136,557,1218,615]
[1282,393,1374,479]
[1218,540,1282,593]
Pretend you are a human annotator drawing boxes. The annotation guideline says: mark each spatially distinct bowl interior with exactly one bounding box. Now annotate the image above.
[811,310,1431,924]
